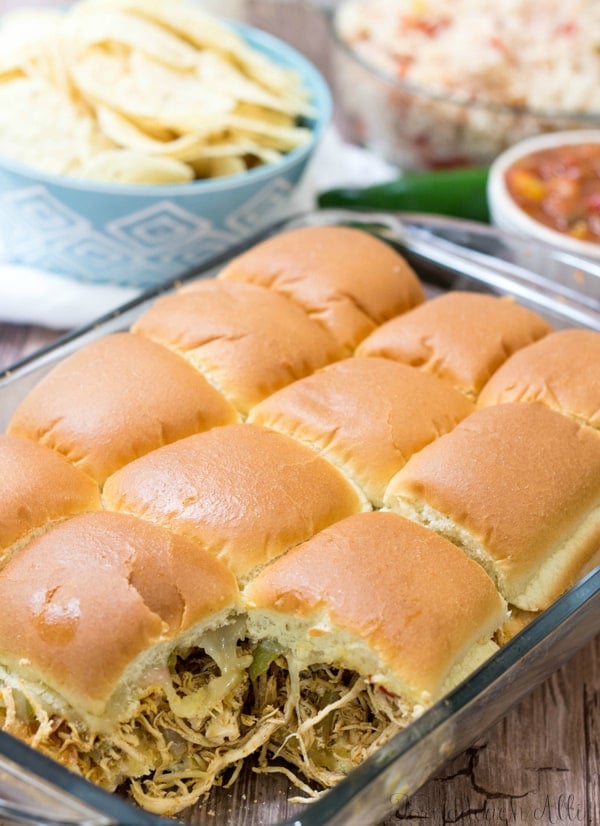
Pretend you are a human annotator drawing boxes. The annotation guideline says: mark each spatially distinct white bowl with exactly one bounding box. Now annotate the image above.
[487,130,600,261]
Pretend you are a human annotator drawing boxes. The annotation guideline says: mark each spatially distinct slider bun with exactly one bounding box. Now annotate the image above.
[384,402,600,611]
[133,280,344,415]
[356,292,552,398]
[478,328,600,429]
[218,225,425,352]
[0,512,238,722]
[244,511,507,705]
[248,357,474,506]
[495,607,539,646]
[7,332,237,484]
[103,423,368,583]
[0,434,100,563]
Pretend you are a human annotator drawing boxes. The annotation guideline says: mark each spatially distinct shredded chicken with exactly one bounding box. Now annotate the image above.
[250,657,422,790]
[0,645,285,817]
[0,646,424,814]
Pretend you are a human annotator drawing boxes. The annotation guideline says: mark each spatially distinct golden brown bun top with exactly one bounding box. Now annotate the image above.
[248,357,474,506]
[478,328,600,429]
[132,280,345,415]
[244,511,505,700]
[0,512,238,713]
[385,402,600,599]
[103,423,367,583]
[218,226,425,352]
[0,435,100,559]
[7,332,237,485]
[356,292,552,398]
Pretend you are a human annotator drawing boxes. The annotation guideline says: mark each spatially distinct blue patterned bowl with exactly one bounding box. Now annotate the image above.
[0,23,330,289]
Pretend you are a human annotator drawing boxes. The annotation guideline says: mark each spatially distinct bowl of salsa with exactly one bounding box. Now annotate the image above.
[488,130,600,260]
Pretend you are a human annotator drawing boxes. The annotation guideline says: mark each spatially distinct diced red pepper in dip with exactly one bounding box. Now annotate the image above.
[505,143,600,243]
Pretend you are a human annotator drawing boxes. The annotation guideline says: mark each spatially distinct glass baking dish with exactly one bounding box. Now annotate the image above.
[0,209,599,826]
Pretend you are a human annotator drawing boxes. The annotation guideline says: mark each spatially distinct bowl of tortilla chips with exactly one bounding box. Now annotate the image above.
[0,0,330,289]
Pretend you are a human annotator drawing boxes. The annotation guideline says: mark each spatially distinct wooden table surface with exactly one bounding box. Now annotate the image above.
[0,3,598,825]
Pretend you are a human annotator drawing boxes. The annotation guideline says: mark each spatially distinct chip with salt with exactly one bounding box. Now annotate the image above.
[71,47,235,132]
[64,7,200,71]
[0,10,64,83]
[0,76,113,174]
[76,0,303,96]
[190,156,247,179]
[94,105,286,177]
[0,0,314,184]
[78,149,194,184]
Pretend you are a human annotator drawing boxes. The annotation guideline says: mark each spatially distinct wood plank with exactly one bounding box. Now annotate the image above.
[383,636,600,825]
[0,325,63,372]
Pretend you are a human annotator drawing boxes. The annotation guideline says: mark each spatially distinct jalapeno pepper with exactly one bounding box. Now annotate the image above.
[318,166,490,223]
[248,638,284,680]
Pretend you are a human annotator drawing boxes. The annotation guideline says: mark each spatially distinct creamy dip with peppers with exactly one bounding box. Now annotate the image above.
[505,143,600,243]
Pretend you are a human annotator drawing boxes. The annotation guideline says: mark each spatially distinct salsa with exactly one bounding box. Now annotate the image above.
[505,142,600,243]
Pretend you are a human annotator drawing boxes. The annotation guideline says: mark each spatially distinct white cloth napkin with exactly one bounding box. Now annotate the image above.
[0,128,395,330]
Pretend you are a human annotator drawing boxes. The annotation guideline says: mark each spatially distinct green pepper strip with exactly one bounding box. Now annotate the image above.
[318,166,490,223]
[248,638,285,681]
